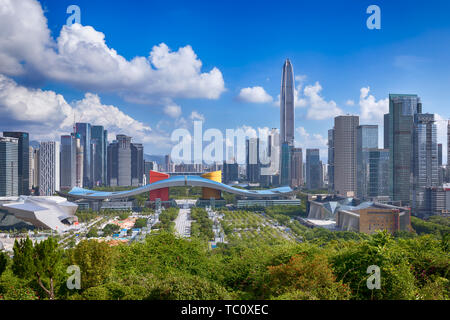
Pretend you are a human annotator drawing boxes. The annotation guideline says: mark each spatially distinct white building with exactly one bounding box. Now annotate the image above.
[1,196,78,232]
[39,141,60,196]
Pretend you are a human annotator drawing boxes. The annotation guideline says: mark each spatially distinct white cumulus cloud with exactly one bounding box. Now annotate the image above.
[0,0,225,109]
[238,86,273,103]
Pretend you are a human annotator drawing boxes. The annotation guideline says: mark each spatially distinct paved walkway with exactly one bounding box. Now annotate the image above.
[174,208,191,238]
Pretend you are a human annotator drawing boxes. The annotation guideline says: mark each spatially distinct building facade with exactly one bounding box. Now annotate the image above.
[328,129,335,193]
[291,148,303,188]
[0,137,18,196]
[356,125,378,200]
[412,113,439,215]
[368,149,390,199]
[246,138,260,183]
[280,59,295,147]
[75,123,92,188]
[91,125,108,186]
[3,132,29,195]
[60,135,76,190]
[387,94,422,206]
[306,149,322,190]
[333,115,359,197]
[108,135,132,187]
[39,141,60,196]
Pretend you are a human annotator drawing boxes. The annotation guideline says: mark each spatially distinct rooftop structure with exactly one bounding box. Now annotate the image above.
[0,196,78,232]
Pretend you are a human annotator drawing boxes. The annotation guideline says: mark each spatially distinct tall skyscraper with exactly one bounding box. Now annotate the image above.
[388,94,422,205]
[280,59,295,146]
[368,149,389,199]
[246,138,260,183]
[384,113,390,149]
[39,141,60,196]
[107,135,143,187]
[3,132,29,195]
[290,148,303,188]
[75,135,84,188]
[0,137,18,196]
[60,135,76,190]
[131,143,144,186]
[28,146,33,190]
[91,125,108,186]
[280,59,295,187]
[75,123,92,187]
[333,115,359,197]
[31,147,39,190]
[412,113,438,215]
[328,129,335,193]
[356,125,379,200]
[223,161,239,184]
[306,149,322,190]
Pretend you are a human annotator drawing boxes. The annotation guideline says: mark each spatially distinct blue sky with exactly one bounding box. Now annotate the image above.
[1,0,450,161]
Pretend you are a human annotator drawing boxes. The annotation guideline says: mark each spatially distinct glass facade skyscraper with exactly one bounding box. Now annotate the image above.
[60,135,76,190]
[333,115,359,197]
[280,59,294,147]
[328,129,335,193]
[368,149,389,198]
[246,138,260,183]
[412,113,438,215]
[0,137,18,196]
[91,125,108,186]
[356,125,378,200]
[3,132,29,195]
[388,94,422,205]
[75,123,92,188]
[306,149,322,190]
[280,142,292,186]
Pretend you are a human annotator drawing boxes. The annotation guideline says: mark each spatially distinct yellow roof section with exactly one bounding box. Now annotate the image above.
[201,170,222,183]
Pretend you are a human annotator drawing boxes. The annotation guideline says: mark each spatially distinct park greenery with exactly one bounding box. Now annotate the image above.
[0,202,448,300]
[152,208,179,232]
[190,208,215,241]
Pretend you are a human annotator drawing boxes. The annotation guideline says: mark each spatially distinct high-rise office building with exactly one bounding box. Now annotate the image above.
[333,115,359,197]
[438,143,443,167]
[280,142,292,186]
[131,143,144,186]
[306,149,322,190]
[39,141,60,196]
[246,138,260,183]
[328,129,335,193]
[3,132,29,195]
[108,135,142,187]
[0,137,18,196]
[280,59,295,147]
[384,114,390,149]
[28,146,33,190]
[368,149,389,199]
[388,94,422,205]
[91,125,108,186]
[357,125,379,200]
[164,154,172,172]
[290,148,303,188]
[31,147,39,190]
[60,135,76,190]
[75,123,92,187]
[412,113,439,215]
[75,135,84,188]
[223,161,239,184]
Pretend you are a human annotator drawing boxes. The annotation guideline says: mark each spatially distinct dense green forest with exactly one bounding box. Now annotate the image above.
[0,212,448,300]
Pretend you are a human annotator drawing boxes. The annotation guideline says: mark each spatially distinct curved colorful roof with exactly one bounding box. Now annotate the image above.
[67,175,293,200]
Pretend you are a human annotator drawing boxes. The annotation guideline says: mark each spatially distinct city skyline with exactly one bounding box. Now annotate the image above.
[0,0,450,161]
